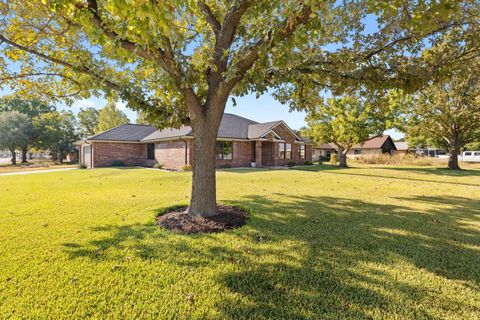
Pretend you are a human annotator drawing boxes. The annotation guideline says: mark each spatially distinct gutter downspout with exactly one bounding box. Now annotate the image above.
[180,138,188,165]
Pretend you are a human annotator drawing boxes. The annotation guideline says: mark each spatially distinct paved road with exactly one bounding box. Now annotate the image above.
[0,168,77,176]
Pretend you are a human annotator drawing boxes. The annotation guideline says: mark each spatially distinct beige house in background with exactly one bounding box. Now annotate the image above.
[347,135,397,158]
[312,143,337,161]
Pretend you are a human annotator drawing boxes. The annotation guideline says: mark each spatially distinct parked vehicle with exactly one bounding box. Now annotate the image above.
[461,151,480,162]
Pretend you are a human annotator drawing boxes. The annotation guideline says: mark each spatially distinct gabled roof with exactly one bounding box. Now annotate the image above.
[352,135,395,149]
[87,123,157,141]
[84,113,305,143]
[394,141,409,151]
[315,142,337,149]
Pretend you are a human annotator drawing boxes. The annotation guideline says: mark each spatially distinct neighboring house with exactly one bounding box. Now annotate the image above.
[348,135,397,157]
[312,143,337,161]
[77,113,312,169]
[393,141,409,155]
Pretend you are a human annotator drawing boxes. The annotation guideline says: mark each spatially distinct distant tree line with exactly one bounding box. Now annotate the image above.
[0,97,130,165]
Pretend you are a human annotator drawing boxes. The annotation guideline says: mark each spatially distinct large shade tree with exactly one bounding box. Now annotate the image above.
[0,0,478,216]
[406,59,480,170]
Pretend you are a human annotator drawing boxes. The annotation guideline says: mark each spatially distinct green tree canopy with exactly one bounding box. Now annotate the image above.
[0,0,478,216]
[0,111,31,165]
[94,102,129,134]
[77,107,100,137]
[304,91,405,167]
[34,111,79,163]
[0,97,55,162]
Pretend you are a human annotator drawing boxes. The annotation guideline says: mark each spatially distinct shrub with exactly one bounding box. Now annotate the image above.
[304,161,313,165]
[221,163,232,169]
[181,164,192,171]
[287,161,296,167]
[330,154,338,164]
[153,163,164,169]
[79,164,87,169]
[111,160,125,167]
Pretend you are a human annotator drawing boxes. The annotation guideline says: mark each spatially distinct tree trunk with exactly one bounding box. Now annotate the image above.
[338,149,348,168]
[9,147,16,165]
[21,146,28,163]
[447,133,461,170]
[57,151,63,164]
[187,124,218,217]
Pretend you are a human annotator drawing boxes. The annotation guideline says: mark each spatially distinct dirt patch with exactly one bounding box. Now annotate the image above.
[157,205,248,234]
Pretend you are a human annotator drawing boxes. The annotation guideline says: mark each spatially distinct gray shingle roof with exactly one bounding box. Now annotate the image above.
[218,113,258,138]
[142,126,192,141]
[247,121,281,139]
[88,123,157,141]
[86,113,304,142]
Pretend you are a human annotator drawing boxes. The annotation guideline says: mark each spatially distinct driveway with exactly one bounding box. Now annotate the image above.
[0,168,77,176]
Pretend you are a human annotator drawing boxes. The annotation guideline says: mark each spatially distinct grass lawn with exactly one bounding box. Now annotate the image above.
[0,165,479,319]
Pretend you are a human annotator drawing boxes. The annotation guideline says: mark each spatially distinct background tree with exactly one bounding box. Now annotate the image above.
[304,91,403,167]
[0,97,54,162]
[406,60,480,170]
[94,103,129,134]
[0,111,31,165]
[465,141,480,151]
[77,107,100,137]
[34,111,79,163]
[0,1,478,217]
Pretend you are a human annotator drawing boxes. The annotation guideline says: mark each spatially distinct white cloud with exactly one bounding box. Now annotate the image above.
[115,101,127,111]
[73,98,96,109]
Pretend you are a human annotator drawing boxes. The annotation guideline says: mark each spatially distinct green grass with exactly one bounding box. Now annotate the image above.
[0,165,479,319]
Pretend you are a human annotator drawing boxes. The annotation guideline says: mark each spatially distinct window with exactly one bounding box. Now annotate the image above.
[216,141,233,160]
[464,152,472,156]
[354,149,362,155]
[147,143,155,160]
[298,145,305,159]
[475,152,480,156]
[326,150,331,156]
[279,143,285,159]
[285,144,292,159]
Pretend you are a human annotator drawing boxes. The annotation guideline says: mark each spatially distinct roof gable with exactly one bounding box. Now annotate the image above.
[353,135,396,149]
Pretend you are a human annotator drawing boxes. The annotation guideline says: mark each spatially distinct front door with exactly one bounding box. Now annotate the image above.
[262,142,274,166]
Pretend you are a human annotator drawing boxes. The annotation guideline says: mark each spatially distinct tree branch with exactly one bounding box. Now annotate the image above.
[223,4,312,92]
[197,1,221,34]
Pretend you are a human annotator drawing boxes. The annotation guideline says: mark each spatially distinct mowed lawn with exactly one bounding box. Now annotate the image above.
[0,165,479,319]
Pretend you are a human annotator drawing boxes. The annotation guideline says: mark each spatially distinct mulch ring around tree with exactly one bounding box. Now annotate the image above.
[157,205,249,234]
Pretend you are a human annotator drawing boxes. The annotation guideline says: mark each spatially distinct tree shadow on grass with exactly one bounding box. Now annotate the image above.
[61,193,480,318]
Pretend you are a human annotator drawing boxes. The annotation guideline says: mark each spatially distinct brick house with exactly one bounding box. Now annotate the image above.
[77,113,312,169]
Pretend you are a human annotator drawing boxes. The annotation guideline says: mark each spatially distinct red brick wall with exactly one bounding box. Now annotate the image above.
[92,142,145,167]
[215,141,252,168]
[154,140,188,169]
[271,124,312,165]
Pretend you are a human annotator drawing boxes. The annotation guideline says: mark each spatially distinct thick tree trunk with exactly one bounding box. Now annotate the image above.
[187,124,219,217]
[338,150,348,168]
[21,146,28,163]
[9,147,16,165]
[447,133,461,170]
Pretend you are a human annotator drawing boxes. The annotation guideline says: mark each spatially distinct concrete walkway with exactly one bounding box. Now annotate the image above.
[0,168,77,176]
